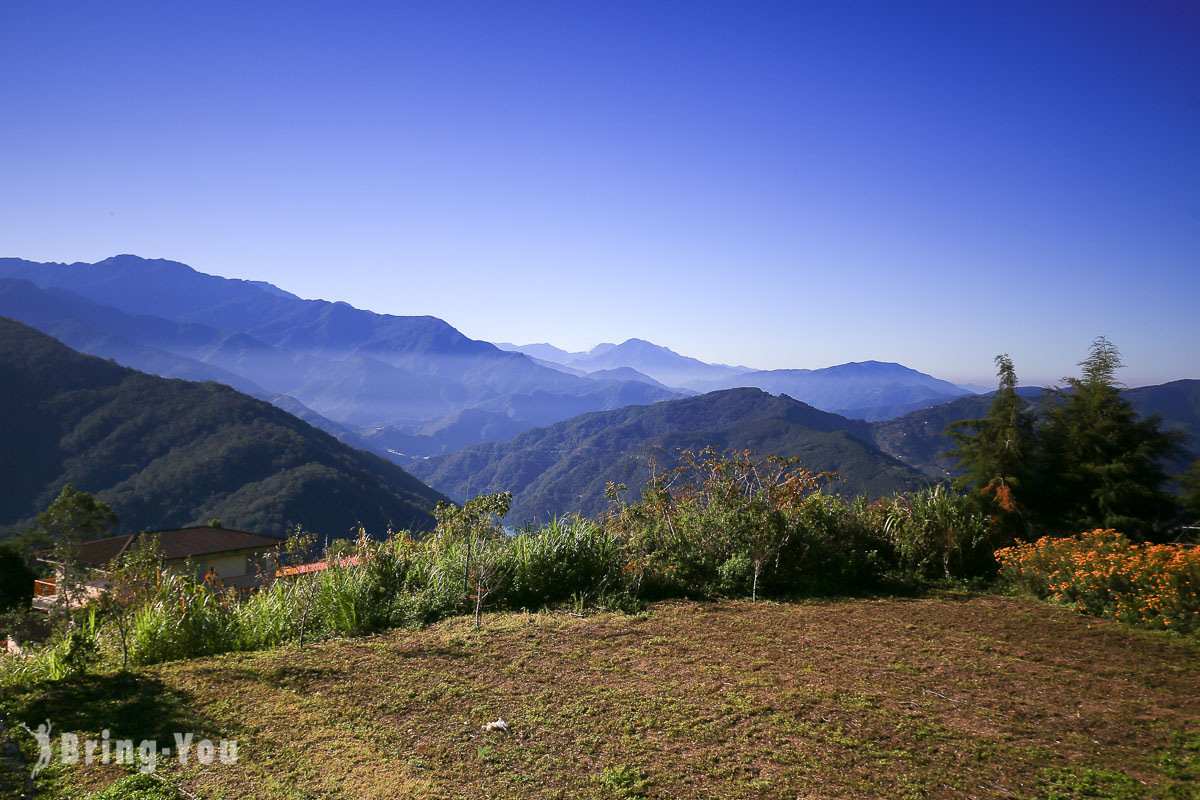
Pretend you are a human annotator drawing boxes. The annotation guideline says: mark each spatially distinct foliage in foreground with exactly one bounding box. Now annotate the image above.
[997,529,1200,633]
[4,442,1195,691]
[0,514,629,684]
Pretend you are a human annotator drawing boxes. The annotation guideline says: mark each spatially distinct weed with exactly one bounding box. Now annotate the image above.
[599,764,648,798]
[1040,766,1145,800]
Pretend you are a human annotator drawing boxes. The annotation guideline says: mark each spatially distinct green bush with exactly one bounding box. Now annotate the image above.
[881,484,995,581]
[770,495,891,595]
[502,517,627,610]
[127,572,237,665]
[606,449,878,599]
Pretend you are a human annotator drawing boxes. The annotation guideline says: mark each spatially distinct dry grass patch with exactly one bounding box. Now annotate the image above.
[6,595,1198,799]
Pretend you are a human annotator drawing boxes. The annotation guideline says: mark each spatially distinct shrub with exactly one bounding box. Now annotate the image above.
[996,529,1200,633]
[771,495,891,595]
[881,484,995,581]
[606,448,873,599]
[502,516,627,609]
[126,572,238,665]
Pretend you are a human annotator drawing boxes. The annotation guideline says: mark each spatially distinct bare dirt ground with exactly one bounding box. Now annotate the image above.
[9,594,1199,799]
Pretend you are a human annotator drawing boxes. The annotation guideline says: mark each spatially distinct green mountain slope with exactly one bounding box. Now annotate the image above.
[0,317,447,538]
[868,382,1199,480]
[409,388,928,522]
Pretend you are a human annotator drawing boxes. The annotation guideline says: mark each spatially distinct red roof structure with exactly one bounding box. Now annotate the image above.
[276,555,360,577]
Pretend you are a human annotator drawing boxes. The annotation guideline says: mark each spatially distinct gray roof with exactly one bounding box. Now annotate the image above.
[68,526,281,568]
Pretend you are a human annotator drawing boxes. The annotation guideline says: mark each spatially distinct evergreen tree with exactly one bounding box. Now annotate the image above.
[946,354,1037,534]
[1039,337,1181,538]
[1181,458,1200,525]
[17,484,119,555]
[17,485,119,615]
[0,542,35,612]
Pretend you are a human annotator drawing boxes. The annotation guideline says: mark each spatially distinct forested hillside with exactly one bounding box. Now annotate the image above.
[0,317,446,537]
[871,382,1199,480]
[410,388,927,521]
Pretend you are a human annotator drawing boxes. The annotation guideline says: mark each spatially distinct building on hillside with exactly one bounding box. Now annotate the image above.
[33,526,282,611]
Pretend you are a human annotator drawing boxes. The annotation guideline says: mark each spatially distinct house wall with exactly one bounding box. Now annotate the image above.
[204,553,248,579]
[167,547,275,583]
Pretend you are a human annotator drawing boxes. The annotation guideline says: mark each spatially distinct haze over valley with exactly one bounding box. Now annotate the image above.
[2,254,1196,532]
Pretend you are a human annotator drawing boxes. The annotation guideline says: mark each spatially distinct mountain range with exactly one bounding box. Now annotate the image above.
[0,257,679,458]
[409,388,931,522]
[2,253,1194,535]
[0,256,995,465]
[0,317,447,538]
[497,340,974,420]
[412,380,1200,523]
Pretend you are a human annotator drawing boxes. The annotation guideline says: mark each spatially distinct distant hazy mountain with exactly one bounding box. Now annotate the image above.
[1125,380,1200,445]
[410,388,928,522]
[500,339,748,389]
[0,317,447,537]
[584,367,690,393]
[359,376,689,460]
[495,342,578,363]
[498,339,975,420]
[564,339,749,388]
[693,361,974,421]
[0,277,271,396]
[0,256,681,456]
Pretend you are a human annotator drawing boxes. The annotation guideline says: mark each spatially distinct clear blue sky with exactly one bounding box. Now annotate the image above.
[1,0,1197,387]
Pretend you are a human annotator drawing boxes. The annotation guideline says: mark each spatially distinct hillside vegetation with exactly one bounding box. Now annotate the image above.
[411,388,928,521]
[0,317,446,537]
[872,382,1200,482]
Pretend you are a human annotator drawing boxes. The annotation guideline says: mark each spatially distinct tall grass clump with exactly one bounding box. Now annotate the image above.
[393,534,471,626]
[503,516,627,609]
[605,448,880,599]
[0,609,102,688]
[292,528,405,637]
[234,578,304,649]
[881,484,996,581]
[126,571,238,665]
[997,529,1200,633]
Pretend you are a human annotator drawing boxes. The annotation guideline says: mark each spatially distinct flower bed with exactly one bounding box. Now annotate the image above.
[996,529,1200,634]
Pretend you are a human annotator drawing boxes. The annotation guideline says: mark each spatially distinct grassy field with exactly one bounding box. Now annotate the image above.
[6,594,1199,799]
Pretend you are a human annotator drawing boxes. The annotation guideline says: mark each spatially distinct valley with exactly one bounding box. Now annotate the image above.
[2,255,1197,536]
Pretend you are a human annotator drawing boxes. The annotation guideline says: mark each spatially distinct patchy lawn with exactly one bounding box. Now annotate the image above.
[6,595,1199,799]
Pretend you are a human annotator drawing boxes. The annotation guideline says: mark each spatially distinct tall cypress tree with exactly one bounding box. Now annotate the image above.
[946,354,1037,534]
[1039,337,1181,538]
[1182,458,1200,526]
